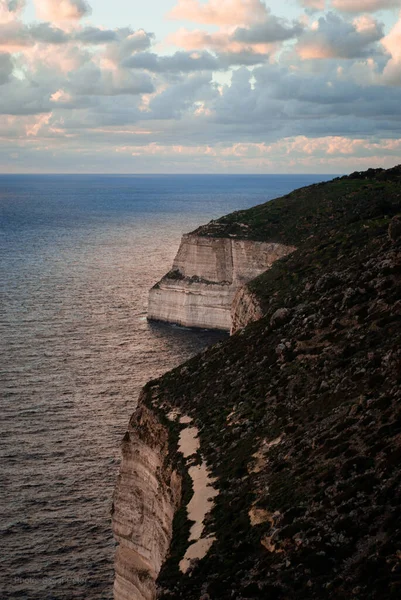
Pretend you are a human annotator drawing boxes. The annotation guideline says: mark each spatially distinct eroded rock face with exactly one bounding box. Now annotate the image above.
[113,397,181,600]
[148,234,295,331]
[230,285,264,334]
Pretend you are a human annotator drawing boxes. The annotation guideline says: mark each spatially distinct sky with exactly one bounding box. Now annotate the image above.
[1,0,401,173]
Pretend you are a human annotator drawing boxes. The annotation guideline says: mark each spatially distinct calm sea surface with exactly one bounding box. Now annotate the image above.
[0,174,331,599]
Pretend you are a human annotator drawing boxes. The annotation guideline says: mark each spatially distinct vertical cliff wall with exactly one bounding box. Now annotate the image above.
[112,397,181,600]
[148,234,295,331]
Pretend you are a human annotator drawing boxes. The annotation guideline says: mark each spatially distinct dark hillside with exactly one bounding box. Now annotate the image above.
[146,166,401,599]
[192,165,401,245]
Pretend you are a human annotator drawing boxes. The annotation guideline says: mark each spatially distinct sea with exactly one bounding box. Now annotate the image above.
[0,174,332,599]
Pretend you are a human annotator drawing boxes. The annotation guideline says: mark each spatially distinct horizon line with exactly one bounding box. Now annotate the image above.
[0,172,342,176]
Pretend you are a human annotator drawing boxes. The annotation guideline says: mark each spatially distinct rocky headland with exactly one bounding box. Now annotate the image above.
[114,166,401,599]
[148,231,295,331]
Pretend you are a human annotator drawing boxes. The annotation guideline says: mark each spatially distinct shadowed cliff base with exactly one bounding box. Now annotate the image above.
[115,165,401,600]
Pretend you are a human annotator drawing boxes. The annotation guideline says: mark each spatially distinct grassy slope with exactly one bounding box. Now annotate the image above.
[147,166,401,599]
[192,167,401,246]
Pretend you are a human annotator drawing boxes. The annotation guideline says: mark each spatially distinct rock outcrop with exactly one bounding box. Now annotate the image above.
[148,234,295,331]
[230,285,264,334]
[112,395,181,600]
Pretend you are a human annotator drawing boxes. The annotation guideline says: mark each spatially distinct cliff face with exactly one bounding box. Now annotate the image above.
[112,396,181,600]
[148,234,295,331]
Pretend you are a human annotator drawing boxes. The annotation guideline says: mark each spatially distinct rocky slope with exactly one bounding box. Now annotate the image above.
[148,233,295,331]
[114,166,401,599]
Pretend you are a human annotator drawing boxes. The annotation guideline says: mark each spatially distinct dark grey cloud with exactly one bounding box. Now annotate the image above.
[123,50,219,72]
[74,27,118,44]
[297,12,384,59]
[205,60,401,141]
[148,73,217,119]
[124,49,268,74]
[0,52,13,85]
[68,63,154,96]
[0,78,52,114]
[29,22,69,44]
[217,50,269,67]
[110,28,155,60]
[7,0,25,11]
[72,0,91,16]
[0,22,153,50]
[332,0,399,13]
[233,17,304,44]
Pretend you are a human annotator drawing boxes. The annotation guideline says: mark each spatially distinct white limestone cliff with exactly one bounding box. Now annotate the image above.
[148,234,295,331]
[112,396,181,600]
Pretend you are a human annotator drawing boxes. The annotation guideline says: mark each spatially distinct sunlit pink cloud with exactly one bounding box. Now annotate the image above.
[302,0,325,9]
[168,27,273,54]
[382,11,401,84]
[353,15,379,33]
[113,136,401,164]
[35,0,91,23]
[297,41,334,59]
[168,0,268,26]
[23,42,90,73]
[26,112,51,136]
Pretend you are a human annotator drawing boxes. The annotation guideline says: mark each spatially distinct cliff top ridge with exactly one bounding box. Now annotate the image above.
[191,164,401,247]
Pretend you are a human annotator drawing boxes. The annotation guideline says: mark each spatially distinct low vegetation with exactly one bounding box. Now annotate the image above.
[148,166,401,599]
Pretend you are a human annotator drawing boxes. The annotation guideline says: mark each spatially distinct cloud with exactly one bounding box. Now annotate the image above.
[168,26,277,59]
[0,51,13,83]
[0,22,154,56]
[382,12,401,84]
[332,0,400,13]
[233,17,303,44]
[67,63,154,96]
[124,50,219,73]
[0,78,52,113]
[168,4,301,64]
[148,73,217,119]
[0,21,71,50]
[301,0,325,10]
[103,29,155,66]
[296,12,384,59]
[124,49,268,72]
[168,0,268,26]
[1,0,401,173]
[35,0,91,22]
[0,0,25,23]
[74,26,119,44]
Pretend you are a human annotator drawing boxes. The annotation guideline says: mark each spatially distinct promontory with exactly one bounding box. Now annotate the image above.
[113,165,401,600]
